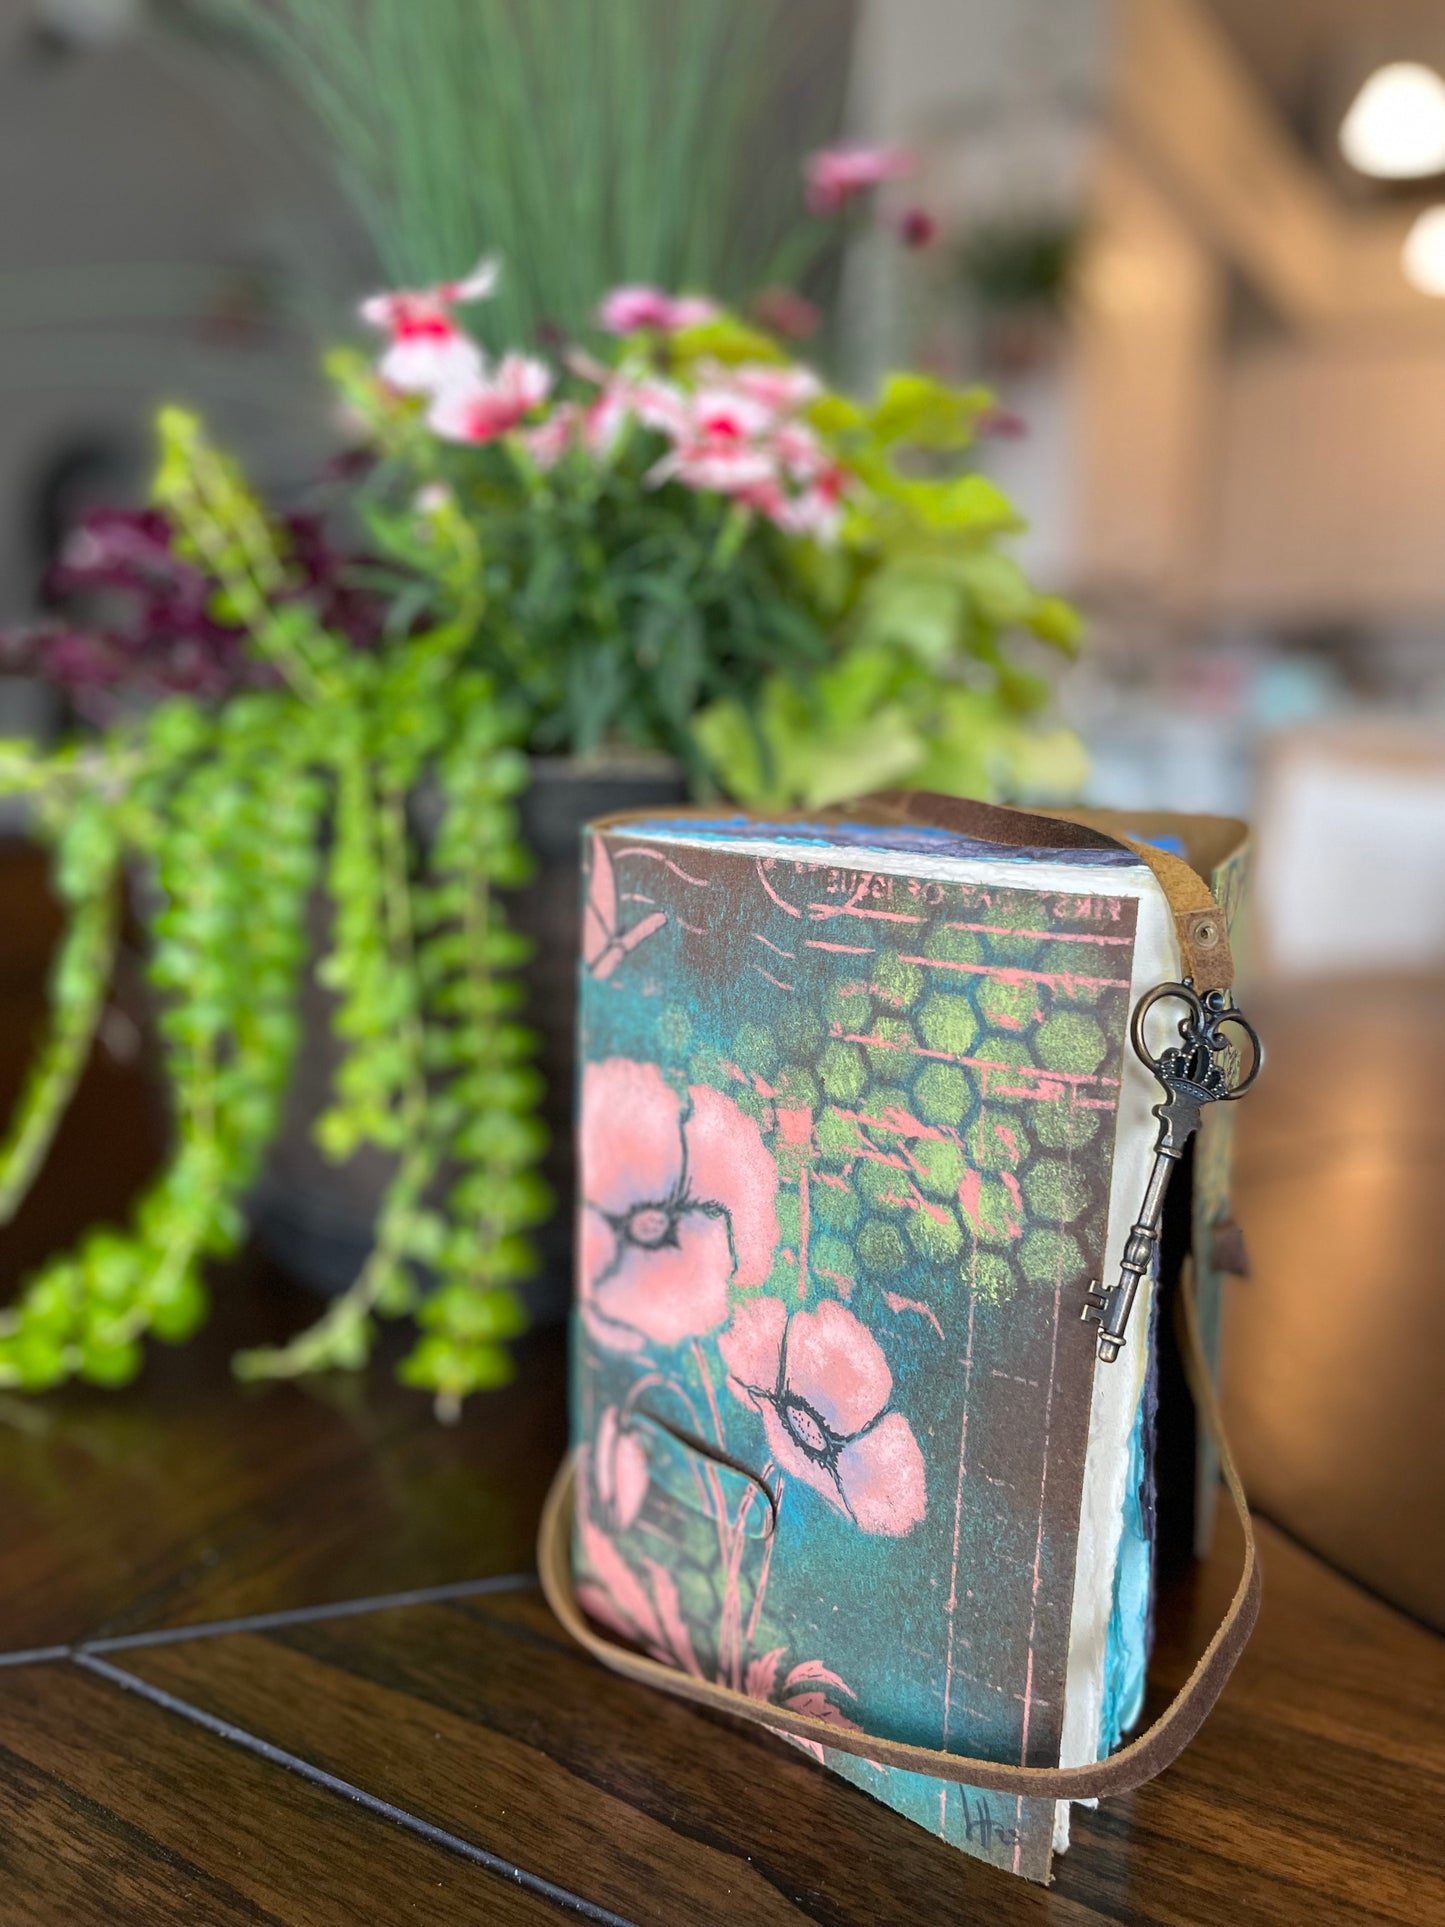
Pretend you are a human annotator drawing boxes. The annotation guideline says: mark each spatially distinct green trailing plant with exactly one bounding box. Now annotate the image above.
[0,411,542,1413]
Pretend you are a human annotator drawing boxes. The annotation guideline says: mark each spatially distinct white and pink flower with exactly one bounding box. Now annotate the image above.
[359,253,499,395]
[522,402,583,469]
[426,353,554,445]
[722,363,824,414]
[804,143,915,215]
[363,252,854,542]
[637,365,848,542]
[526,381,640,469]
[598,285,720,335]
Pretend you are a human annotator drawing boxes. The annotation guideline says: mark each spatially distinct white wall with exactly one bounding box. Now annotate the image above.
[0,24,368,614]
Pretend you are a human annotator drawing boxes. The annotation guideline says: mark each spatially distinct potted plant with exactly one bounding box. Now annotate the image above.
[0,183,1084,1415]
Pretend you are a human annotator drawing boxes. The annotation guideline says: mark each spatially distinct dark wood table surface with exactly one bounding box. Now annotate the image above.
[2,841,1443,1925]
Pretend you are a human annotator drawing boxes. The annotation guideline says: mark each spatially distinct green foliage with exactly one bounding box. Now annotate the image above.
[0,413,541,1413]
[345,366,843,789]
[0,282,1087,1414]
[686,368,1088,810]
[349,323,1086,808]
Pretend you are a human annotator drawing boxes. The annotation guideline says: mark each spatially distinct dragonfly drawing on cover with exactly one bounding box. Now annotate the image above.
[1083,981,1263,1363]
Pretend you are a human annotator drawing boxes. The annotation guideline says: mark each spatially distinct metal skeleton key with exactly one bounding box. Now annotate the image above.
[1083,981,1262,1363]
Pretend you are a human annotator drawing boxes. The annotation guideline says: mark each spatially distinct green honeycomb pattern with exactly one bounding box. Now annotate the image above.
[690,898,1132,1313]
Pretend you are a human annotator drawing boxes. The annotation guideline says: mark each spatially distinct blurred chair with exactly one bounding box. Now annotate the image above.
[1254,722,1445,980]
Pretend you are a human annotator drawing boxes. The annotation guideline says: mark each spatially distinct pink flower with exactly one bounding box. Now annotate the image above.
[523,382,635,470]
[649,442,779,497]
[426,353,554,444]
[805,143,915,215]
[580,383,635,457]
[645,384,786,497]
[523,402,583,469]
[720,1297,927,1535]
[359,253,499,395]
[625,376,690,438]
[598,285,720,334]
[594,1404,649,1530]
[631,363,849,541]
[777,477,846,545]
[580,1059,780,1354]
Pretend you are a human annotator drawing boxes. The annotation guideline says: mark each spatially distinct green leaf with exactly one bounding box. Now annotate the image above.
[868,373,991,450]
[670,314,786,366]
[418,1281,528,1342]
[855,567,964,667]
[1029,593,1085,654]
[79,1336,144,1388]
[146,1269,209,1344]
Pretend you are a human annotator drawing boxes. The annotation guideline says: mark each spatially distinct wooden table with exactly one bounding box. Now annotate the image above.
[2,842,1443,1923]
[0,1276,1440,1927]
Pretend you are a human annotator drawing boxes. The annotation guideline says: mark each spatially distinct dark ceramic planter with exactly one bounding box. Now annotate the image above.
[250,755,688,1320]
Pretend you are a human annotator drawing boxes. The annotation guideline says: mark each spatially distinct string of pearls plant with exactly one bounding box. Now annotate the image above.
[0,411,544,1416]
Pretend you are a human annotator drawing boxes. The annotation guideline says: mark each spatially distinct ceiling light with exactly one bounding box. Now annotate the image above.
[1402,205,1445,295]
[1340,61,1445,179]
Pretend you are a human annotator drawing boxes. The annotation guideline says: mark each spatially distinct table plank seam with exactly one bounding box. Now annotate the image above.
[70,1651,643,1927]
[0,1571,538,1666]
[76,1570,539,1655]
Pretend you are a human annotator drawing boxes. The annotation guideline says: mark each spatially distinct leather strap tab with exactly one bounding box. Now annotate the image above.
[1122,840,1234,994]
[538,1267,1260,1801]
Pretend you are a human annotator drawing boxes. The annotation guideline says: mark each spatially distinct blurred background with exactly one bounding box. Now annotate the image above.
[4,0,1445,971]
[0,0,1441,1625]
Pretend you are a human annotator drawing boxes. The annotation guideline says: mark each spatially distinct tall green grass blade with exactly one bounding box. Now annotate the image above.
[196,0,852,346]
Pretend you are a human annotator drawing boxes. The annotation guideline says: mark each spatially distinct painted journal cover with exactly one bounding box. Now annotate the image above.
[570,811,1175,1883]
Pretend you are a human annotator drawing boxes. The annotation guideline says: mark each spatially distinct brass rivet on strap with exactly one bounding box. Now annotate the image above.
[1191,917,1219,950]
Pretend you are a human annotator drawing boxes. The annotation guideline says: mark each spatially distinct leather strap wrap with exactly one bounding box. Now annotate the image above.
[1120,840,1234,994]
[538,1265,1260,1801]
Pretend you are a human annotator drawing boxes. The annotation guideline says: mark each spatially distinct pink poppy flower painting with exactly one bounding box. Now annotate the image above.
[580,1059,780,1353]
[720,1297,926,1536]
